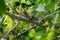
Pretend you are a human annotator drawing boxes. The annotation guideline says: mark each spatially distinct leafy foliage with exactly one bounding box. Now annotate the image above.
[0,0,6,13]
[0,0,60,40]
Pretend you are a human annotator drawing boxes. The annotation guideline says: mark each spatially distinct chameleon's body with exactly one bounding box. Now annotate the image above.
[19,10,38,20]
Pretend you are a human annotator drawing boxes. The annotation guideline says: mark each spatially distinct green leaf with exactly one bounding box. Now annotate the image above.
[12,0,19,3]
[46,26,55,40]
[57,13,60,24]
[51,0,58,3]
[4,15,13,30]
[54,13,59,24]
[40,0,45,5]
[9,33,14,40]
[48,3,55,11]
[36,4,45,12]
[35,36,41,40]
[0,0,6,13]
[45,0,51,5]
[29,29,36,38]
[45,0,58,12]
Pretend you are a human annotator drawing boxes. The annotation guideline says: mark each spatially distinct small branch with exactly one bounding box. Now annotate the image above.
[40,10,60,21]
[2,21,19,39]
[54,24,60,29]
[51,35,60,40]
[5,11,29,22]
[5,10,60,29]
[13,25,36,39]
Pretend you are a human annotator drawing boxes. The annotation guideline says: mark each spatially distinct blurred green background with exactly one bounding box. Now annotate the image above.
[0,0,60,40]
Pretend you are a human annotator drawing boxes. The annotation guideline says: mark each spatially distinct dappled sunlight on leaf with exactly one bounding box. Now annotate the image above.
[29,29,36,38]
[35,36,41,40]
[46,26,55,40]
[4,15,13,30]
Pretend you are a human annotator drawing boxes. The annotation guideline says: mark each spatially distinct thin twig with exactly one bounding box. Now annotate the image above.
[13,25,36,39]
[12,10,60,39]
[2,21,19,39]
[8,3,18,14]
[40,10,60,21]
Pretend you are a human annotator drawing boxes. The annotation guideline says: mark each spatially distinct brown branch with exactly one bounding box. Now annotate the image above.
[5,10,60,29]
[5,11,45,29]
[5,11,28,22]
[3,10,60,39]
